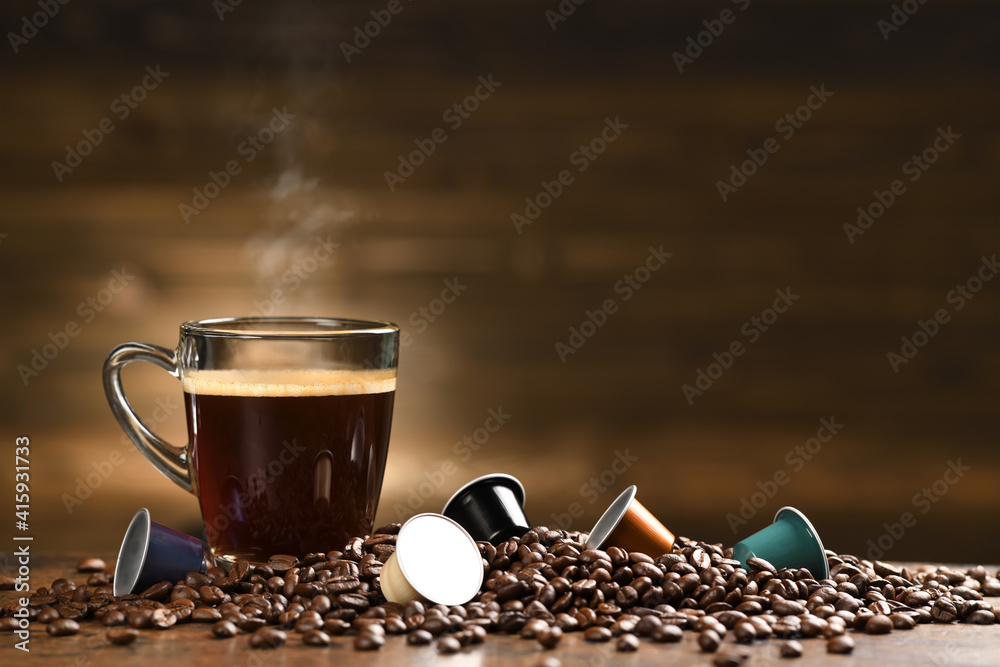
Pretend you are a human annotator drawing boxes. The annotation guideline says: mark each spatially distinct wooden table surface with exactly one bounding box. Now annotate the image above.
[1,554,998,666]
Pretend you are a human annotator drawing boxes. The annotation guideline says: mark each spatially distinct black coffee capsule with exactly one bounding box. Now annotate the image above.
[442,473,530,545]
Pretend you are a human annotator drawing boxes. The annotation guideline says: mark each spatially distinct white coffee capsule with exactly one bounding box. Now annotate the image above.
[381,513,484,606]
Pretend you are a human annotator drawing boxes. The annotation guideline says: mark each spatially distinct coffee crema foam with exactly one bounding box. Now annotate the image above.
[182,369,396,397]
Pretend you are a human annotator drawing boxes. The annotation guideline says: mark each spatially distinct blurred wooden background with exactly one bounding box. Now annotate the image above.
[0,1,997,563]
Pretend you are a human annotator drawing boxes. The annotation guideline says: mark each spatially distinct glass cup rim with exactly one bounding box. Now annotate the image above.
[180,316,399,339]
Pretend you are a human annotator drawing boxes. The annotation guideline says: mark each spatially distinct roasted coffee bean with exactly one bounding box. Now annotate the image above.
[324,618,351,635]
[827,635,855,654]
[407,629,434,645]
[651,622,683,642]
[436,636,462,654]
[77,558,106,573]
[47,619,80,636]
[746,557,777,575]
[931,598,958,623]
[238,617,268,632]
[537,625,562,649]
[37,607,61,624]
[140,581,172,601]
[780,639,803,657]
[866,614,893,634]
[212,621,237,639]
[268,555,297,574]
[151,609,177,629]
[106,626,139,645]
[191,607,222,623]
[249,627,286,649]
[698,628,721,652]
[354,631,385,651]
[713,650,749,667]
[583,626,612,642]
[615,633,640,652]
[302,629,331,646]
[101,609,126,626]
[128,608,153,629]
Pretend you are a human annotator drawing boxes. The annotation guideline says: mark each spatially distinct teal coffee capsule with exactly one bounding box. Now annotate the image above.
[732,506,829,579]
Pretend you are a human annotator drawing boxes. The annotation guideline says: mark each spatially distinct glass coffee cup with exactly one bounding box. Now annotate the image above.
[102,317,398,564]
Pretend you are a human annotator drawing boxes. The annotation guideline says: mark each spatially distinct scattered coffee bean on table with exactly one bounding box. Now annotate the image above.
[106,626,139,645]
[828,635,856,654]
[77,558,106,573]
[4,528,997,663]
[46,619,80,636]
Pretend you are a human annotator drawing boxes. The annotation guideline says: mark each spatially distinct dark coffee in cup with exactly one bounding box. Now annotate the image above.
[185,369,395,561]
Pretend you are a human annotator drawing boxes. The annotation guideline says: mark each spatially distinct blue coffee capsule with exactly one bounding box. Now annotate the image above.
[442,473,530,545]
[113,508,213,596]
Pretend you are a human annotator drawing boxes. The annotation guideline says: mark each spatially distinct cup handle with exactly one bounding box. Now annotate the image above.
[102,342,192,493]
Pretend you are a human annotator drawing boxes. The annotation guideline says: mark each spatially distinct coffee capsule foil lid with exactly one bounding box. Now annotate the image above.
[381,513,484,606]
[585,485,638,550]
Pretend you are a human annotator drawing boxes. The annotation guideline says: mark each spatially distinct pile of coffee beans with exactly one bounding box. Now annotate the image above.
[2,526,998,665]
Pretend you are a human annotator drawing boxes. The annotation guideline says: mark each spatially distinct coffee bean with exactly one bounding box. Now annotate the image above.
[407,629,433,645]
[106,627,139,645]
[866,614,893,634]
[931,598,958,623]
[302,629,331,646]
[128,608,153,629]
[212,620,237,638]
[77,558,106,573]
[615,633,640,652]
[191,607,222,623]
[827,635,855,654]
[746,557,777,575]
[966,610,996,625]
[698,628,721,652]
[238,617,268,632]
[713,650,749,667]
[249,627,286,649]
[537,625,562,649]
[583,626,612,642]
[37,607,60,624]
[151,609,177,629]
[651,623,683,642]
[140,581,172,601]
[780,639,803,657]
[47,619,80,636]
[268,555,297,574]
[354,631,385,651]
